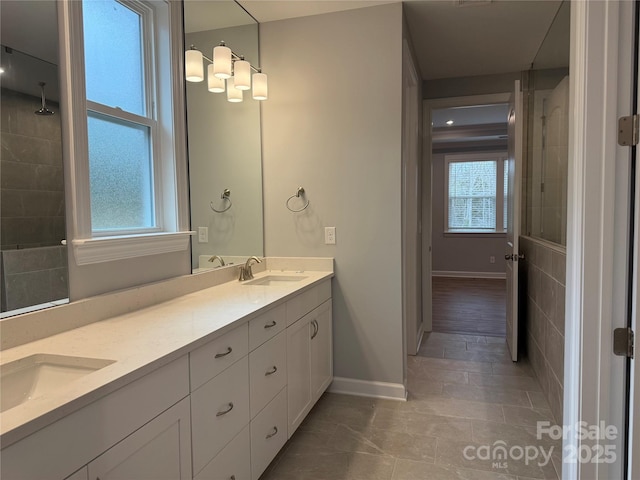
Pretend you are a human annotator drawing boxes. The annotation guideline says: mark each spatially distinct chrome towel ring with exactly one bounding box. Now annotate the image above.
[210,188,232,213]
[286,187,309,212]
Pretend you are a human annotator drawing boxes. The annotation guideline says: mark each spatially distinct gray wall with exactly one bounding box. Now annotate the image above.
[519,236,565,423]
[424,71,522,100]
[260,3,405,385]
[431,152,507,275]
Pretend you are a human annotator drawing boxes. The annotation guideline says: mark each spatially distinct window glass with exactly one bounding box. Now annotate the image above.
[448,160,497,230]
[87,113,154,231]
[83,0,146,116]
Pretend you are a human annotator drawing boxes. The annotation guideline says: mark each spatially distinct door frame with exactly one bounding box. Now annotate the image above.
[564,0,635,478]
[423,92,511,335]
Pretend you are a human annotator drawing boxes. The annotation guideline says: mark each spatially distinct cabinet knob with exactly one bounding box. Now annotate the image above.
[265,365,278,376]
[266,426,278,439]
[214,347,233,358]
[264,320,277,329]
[216,402,234,417]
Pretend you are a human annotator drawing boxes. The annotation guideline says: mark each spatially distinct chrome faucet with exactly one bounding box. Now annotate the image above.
[207,255,226,267]
[239,256,262,281]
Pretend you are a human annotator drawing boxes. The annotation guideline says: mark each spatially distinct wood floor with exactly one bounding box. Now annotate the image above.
[431,276,506,337]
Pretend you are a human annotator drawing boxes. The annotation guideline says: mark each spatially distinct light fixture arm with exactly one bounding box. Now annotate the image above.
[189,44,263,73]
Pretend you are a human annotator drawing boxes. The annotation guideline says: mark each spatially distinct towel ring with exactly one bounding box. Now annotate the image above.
[286,187,309,212]
[210,189,232,213]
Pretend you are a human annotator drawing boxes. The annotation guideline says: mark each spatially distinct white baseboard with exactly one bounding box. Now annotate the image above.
[432,270,506,280]
[328,377,407,401]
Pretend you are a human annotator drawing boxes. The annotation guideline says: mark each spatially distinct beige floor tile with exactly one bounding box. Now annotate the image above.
[502,406,555,428]
[442,384,532,407]
[409,393,506,422]
[469,373,542,392]
[466,343,509,353]
[408,363,469,384]
[372,407,473,441]
[492,362,535,378]
[444,348,513,364]
[526,391,553,411]
[408,355,494,374]
[428,332,489,344]
[392,459,517,480]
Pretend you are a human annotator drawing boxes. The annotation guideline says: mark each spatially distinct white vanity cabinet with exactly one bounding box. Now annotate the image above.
[2,356,191,480]
[286,299,333,435]
[1,276,333,480]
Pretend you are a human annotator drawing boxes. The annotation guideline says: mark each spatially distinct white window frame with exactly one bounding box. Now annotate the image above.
[59,0,191,265]
[444,151,508,234]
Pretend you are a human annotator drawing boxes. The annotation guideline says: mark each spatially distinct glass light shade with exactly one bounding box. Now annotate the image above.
[234,60,251,90]
[185,49,204,82]
[252,73,268,100]
[207,64,225,93]
[226,77,243,103]
[213,45,232,79]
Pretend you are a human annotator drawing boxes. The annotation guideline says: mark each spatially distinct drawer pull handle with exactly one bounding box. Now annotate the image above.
[264,320,277,329]
[216,402,234,417]
[266,426,278,439]
[265,365,278,376]
[215,347,233,358]
[230,476,236,480]
[311,319,319,339]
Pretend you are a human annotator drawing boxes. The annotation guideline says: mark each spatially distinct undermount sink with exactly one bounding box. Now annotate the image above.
[0,354,115,413]
[243,275,308,286]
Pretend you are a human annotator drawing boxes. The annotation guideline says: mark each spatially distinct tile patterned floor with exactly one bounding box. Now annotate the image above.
[260,332,561,480]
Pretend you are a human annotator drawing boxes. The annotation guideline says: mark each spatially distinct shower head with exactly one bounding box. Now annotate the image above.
[35,81,54,116]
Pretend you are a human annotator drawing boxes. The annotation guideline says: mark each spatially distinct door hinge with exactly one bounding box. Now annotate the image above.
[613,327,634,358]
[618,115,639,146]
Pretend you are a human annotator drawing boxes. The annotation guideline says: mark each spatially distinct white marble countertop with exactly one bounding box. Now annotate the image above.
[0,266,333,448]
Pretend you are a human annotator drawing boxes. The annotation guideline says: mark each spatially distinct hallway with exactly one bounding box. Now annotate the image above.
[261,332,560,480]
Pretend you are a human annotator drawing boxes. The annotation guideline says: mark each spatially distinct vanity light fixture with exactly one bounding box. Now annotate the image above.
[185,41,268,102]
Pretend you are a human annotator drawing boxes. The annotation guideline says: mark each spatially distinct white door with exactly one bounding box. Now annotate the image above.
[402,39,423,356]
[505,80,523,362]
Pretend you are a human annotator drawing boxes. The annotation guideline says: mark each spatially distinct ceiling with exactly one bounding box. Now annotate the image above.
[239,0,566,80]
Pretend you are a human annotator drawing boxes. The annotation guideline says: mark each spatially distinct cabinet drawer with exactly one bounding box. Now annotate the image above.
[190,323,248,391]
[194,425,251,480]
[250,387,288,480]
[249,303,286,351]
[249,331,287,418]
[191,357,250,476]
[285,280,331,326]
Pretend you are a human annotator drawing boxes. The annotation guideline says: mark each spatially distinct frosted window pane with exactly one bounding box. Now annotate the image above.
[83,0,145,116]
[87,113,154,231]
[448,160,497,230]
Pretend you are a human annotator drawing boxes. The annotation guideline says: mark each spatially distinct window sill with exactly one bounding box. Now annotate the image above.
[72,231,195,265]
[444,231,507,239]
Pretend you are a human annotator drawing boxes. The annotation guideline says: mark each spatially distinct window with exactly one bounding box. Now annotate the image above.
[61,0,190,265]
[83,0,158,234]
[445,152,508,233]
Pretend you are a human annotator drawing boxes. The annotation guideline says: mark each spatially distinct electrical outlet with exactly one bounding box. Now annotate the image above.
[325,227,336,245]
[489,255,496,264]
[198,227,208,243]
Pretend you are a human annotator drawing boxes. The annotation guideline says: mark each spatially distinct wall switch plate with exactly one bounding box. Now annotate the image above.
[198,227,208,243]
[325,227,336,245]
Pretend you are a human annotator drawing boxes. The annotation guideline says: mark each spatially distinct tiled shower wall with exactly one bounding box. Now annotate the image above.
[1,88,65,249]
[1,246,68,312]
[519,236,565,424]
[1,88,67,312]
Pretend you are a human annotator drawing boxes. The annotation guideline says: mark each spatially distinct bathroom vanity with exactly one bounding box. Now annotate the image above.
[0,259,333,480]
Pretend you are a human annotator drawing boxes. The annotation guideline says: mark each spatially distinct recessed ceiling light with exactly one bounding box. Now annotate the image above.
[446,120,454,126]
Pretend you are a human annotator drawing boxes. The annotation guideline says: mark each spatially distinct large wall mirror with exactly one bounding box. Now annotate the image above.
[0,0,68,317]
[184,0,264,272]
[524,0,570,246]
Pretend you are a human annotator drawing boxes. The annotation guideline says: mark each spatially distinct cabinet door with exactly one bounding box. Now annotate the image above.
[250,388,288,480]
[249,330,287,418]
[87,397,192,480]
[310,300,333,402]
[286,314,312,436]
[65,467,88,480]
